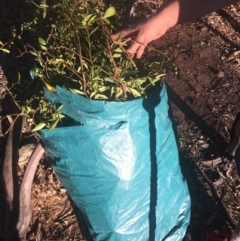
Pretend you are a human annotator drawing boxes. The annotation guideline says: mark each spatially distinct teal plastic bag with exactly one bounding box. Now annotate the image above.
[39,83,190,241]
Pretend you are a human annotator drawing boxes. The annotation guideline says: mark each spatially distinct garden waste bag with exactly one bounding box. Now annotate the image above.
[39,83,191,241]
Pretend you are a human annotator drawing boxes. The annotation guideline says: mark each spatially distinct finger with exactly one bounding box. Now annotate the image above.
[127,41,141,55]
[112,25,138,41]
[111,34,132,44]
[111,33,120,41]
[136,45,146,59]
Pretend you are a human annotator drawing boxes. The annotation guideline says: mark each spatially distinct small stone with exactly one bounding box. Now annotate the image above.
[201,27,208,32]
[201,144,209,149]
[218,71,225,78]
[60,188,67,194]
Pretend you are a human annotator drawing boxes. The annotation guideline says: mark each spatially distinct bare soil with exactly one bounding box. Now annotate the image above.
[157,2,240,239]
[0,1,240,241]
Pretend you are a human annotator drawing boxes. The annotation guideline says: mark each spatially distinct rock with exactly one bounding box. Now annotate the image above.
[218,71,225,78]
[201,27,208,33]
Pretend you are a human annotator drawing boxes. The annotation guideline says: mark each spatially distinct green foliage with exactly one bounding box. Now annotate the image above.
[25,0,166,100]
[0,41,10,53]
[3,0,167,132]
[20,94,65,132]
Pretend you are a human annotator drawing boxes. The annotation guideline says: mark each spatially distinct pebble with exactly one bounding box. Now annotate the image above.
[218,71,225,78]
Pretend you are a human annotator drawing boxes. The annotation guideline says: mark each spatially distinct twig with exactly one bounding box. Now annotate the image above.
[101,21,127,98]
[29,0,47,9]
[3,114,25,136]
[77,39,87,94]
[106,26,138,69]
[0,41,8,51]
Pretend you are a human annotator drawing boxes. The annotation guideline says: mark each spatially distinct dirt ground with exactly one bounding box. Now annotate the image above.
[159,2,240,239]
[0,1,240,241]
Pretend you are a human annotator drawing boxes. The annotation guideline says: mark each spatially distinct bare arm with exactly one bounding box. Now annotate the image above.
[112,0,238,58]
[169,0,237,25]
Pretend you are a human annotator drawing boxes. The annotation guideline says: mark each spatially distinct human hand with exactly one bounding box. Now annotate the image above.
[112,14,170,58]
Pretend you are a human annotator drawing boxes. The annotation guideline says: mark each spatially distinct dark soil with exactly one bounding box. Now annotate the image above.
[154,2,240,239]
[0,1,240,241]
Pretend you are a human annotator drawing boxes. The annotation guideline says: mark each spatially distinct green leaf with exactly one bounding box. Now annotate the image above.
[92,76,102,81]
[83,62,88,69]
[114,48,123,53]
[104,77,115,83]
[217,167,227,179]
[94,94,108,99]
[1,49,10,53]
[26,106,32,113]
[90,91,96,99]
[103,6,116,19]
[88,15,96,24]
[70,78,78,83]
[90,26,99,36]
[113,53,121,58]
[110,87,115,97]
[38,37,46,46]
[32,122,46,132]
[47,118,57,122]
[82,14,96,26]
[115,87,123,98]
[41,106,47,112]
[57,104,63,111]
[149,74,166,85]
[49,119,59,131]
[69,88,85,95]
[29,51,38,56]
[127,87,141,97]
[58,113,65,119]
[102,18,110,25]
[21,106,26,113]
[98,86,108,92]
[55,58,64,63]
[77,66,81,72]
[153,73,166,80]
[40,3,48,8]
[40,45,47,51]
[43,10,46,18]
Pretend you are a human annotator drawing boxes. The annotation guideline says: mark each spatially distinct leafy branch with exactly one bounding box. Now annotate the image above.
[20,0,166,100]
[7,0,167,131]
